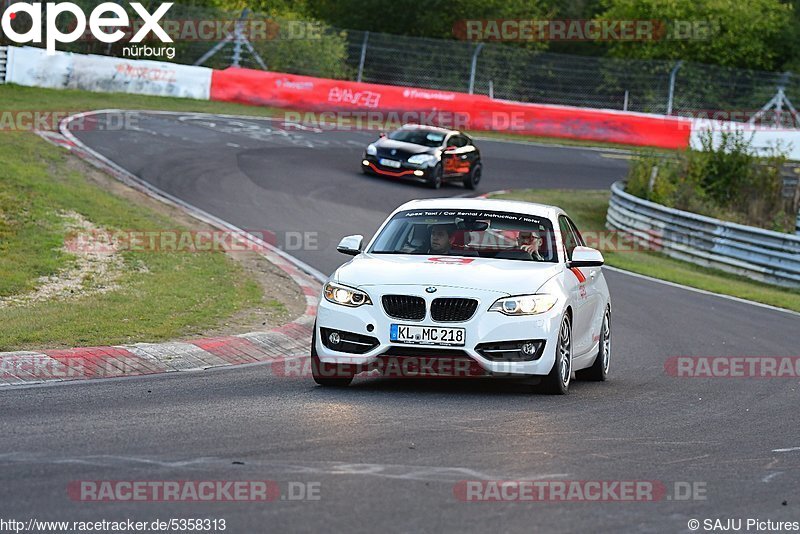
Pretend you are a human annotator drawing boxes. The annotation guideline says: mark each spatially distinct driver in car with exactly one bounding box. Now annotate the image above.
[428,224,455,255]
[427,224,478,256]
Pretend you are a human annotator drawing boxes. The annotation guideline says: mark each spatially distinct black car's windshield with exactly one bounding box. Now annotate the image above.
[369,209,558,262]
[388,129,446,147]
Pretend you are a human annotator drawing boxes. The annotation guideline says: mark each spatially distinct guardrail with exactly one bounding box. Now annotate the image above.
[784,163,800,234]
[606,181,800,287]
[0,46,7,84]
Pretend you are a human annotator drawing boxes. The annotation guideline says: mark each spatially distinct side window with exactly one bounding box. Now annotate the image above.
[450,135,467,148]
[566,217,585,247]
[558,216,579,261]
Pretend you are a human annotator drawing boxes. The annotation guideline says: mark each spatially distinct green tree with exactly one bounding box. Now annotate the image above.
[303,0,549,40]
[596,0,793,70]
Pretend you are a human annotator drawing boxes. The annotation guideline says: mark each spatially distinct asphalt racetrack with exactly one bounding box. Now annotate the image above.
[1,112,797,533]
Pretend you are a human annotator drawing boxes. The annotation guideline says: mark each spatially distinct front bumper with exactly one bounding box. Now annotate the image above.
[362,155,434,181]
[315,287,563,377]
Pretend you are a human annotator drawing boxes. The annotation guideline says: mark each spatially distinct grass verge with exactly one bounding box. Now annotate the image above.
[0,87,297,351]
[493,189,800,313]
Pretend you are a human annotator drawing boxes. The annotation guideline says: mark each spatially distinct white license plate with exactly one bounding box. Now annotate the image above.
[390,324,466,346]
[379,158,402,168]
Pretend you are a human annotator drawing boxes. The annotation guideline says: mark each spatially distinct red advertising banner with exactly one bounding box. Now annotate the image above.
[210,67,691,149]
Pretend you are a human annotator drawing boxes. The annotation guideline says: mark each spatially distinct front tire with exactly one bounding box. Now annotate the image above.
[311,328,354,387]
[463,162,482,190]
[576,307,611,382]
[542,313,572,394]
[428,164,443,189]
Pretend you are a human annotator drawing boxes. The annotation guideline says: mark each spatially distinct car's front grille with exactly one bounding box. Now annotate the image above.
[382,295,426,320]
[376,148,415,160]
[430,298,479,322]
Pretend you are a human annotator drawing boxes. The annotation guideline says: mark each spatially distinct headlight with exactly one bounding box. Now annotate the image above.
[489,294,557,316]
[366,144,377,156]
[407,154,437,165]
[324,282,372,307]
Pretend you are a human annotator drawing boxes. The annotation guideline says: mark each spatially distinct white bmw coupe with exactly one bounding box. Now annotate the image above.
[312,198,612,394]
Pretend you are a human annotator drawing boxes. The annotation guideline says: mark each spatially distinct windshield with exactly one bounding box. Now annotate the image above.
[369,209,558,262]
[387,129,446,147]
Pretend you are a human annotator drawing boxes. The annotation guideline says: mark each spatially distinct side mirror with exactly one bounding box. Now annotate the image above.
[337,235,364,256]
[568,246,604,268]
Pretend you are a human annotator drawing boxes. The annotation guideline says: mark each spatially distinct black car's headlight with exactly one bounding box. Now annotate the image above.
[366,144,378,156]
[324,282,372,307]
[407,154,437,165]
[489,294,557,315]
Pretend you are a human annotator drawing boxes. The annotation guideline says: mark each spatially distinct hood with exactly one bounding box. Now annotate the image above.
[334,253,562,296]
[374,138,437,156]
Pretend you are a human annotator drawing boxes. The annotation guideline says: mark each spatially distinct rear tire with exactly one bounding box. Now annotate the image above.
[541,313,572,394]
[576,307,611,382]
[463,162,482,190]
[428,164,443,189]
[311,328,354,387]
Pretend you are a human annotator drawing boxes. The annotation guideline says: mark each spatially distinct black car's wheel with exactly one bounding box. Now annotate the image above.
[541,313,572,394]
[428,164,443,189]
[311,327,354,387]
[463,162,482,190]
[577,307,611,382]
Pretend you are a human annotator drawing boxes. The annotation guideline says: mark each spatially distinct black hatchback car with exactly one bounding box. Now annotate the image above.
[361,124,482,189]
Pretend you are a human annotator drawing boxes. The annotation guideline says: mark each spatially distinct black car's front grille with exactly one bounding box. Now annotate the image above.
[382,295,426,320]
[430,298,479,322]
[376,148,416,161]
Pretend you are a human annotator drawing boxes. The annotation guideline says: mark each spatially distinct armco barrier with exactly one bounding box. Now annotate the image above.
[4,46,212,100]
[606,181,800,287]
[210,68,693,149]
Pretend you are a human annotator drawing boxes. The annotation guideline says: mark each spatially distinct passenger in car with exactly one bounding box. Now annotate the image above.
[517,231,545,261]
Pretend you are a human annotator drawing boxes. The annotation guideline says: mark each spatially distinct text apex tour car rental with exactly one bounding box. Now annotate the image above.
[312,197,612,394]
[361,124,482,189]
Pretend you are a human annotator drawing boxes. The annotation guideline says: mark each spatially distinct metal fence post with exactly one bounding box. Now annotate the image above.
[357,31,369,83]
[666,60,683,115]
[0,46,7,85]
[468,43,484,94]
[231,9,249,68]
